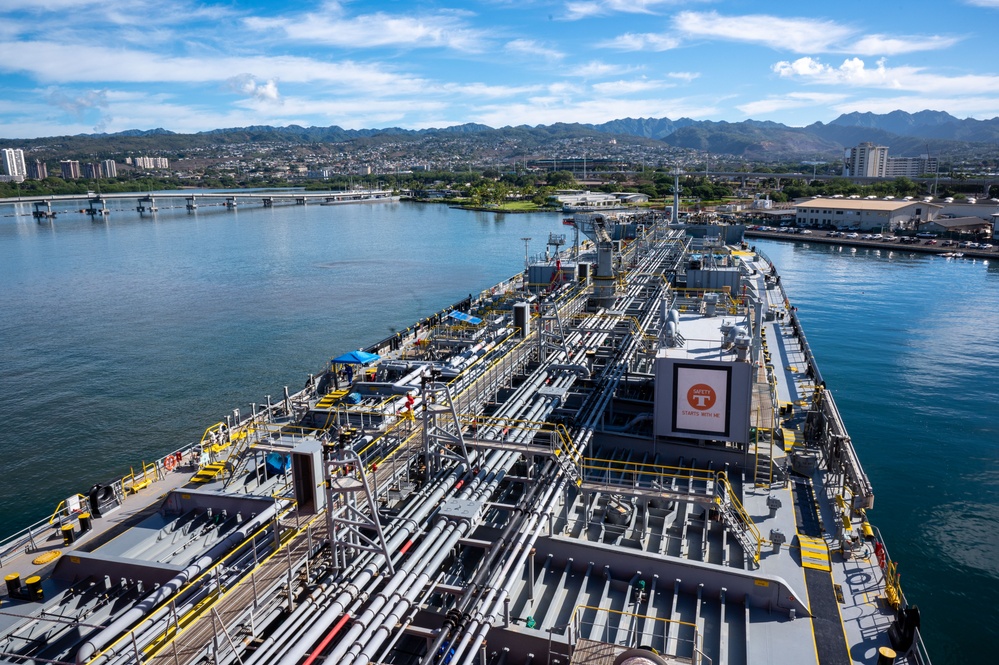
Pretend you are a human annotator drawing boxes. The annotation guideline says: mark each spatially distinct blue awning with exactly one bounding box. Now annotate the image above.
[332,350,381,365]
[447,311,483,325]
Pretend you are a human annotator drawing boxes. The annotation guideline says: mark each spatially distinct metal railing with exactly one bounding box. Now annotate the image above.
[0,437,201,567]
[716,471,763,565]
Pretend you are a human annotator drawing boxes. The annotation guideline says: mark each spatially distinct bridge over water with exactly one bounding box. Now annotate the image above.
[1,189,396,220]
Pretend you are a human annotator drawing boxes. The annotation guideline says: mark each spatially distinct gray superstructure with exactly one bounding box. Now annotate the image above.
[0,213,927,665]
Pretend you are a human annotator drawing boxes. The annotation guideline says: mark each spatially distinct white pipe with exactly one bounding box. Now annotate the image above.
[75,501,283,664]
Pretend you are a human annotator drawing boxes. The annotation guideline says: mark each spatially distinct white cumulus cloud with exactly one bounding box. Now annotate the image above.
[772,56,999,96]
[228,75,281,102]
[598,32,680,51]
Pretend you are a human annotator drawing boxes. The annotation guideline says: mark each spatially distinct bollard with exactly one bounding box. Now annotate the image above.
[25,575,43,601]
[876,646,896,665]
[79,512,92,534]
[60,523,76,546]
[5,572,21,596]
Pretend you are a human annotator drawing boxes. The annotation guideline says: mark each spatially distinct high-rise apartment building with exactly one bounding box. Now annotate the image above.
[1,148,27,179]
[27,159,48,180]
[844,142,939,179]
[60,160,81,179]
[844,142,889,177]
[101,159,117,178]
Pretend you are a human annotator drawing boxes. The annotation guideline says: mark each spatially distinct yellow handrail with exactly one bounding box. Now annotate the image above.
[716,471,763,564]
[48,494,89,525]
[581,458,717,485]
[97,503,306,663]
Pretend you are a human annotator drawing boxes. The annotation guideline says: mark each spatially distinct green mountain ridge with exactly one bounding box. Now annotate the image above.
[3,110,997,162]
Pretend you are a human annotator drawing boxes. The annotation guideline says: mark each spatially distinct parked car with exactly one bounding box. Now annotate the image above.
[980,243,994,250]
[845,233,859,239]
[924,239,937,245]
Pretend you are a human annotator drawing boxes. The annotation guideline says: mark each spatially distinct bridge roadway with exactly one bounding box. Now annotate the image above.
[3,189,397,217]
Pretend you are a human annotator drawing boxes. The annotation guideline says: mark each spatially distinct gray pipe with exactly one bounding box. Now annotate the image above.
[345,460,513,665]
[255,462,470,665]
[75,501,283,664]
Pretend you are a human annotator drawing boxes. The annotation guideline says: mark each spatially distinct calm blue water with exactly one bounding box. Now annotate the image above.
[0,197,567,528]
[0,203,994,663]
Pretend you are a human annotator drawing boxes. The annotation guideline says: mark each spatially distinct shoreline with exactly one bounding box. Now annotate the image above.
[745,229,997,259]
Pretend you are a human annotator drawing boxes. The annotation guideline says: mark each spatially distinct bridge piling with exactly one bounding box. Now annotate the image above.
[136,195,157,214]
[87,197,109,218]
[32,201,54,221]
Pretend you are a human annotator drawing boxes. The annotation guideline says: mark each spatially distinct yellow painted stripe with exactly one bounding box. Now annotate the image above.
[802,560,832,572]
[801,550,829,563]
[798,538,825,547]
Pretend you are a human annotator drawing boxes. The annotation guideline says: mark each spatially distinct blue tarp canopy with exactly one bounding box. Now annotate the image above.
[447,311,483,325]
[265,452,291,476]
[332,350,381,365]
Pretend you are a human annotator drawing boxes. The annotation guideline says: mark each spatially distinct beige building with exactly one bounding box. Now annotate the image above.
[794,197,942,231]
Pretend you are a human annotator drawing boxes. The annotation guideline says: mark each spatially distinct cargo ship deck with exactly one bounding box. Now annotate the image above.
[0,215,928,665]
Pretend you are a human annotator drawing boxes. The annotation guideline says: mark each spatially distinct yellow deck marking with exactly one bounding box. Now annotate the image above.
[32,550,61,565]
[799,535,832,571]
[192,462,226,483]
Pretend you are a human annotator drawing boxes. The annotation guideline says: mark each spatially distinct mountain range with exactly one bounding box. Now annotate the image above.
[4,110,998,162]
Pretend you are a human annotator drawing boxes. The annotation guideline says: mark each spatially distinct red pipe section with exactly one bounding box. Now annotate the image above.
[302,613,351,665]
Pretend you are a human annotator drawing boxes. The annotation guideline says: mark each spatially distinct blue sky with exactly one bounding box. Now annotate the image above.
[1,0,998,138]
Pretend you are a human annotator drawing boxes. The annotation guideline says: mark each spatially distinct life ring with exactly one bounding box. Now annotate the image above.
[164,455,177,472]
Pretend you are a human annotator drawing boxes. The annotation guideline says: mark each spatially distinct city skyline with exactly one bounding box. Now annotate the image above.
[1,0,998,139]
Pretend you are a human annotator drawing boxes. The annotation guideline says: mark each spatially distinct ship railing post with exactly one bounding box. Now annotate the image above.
[170,600,182,665]
[132,630,143,664]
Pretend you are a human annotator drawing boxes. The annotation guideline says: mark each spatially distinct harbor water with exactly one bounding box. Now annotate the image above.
[0,200,995,663]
